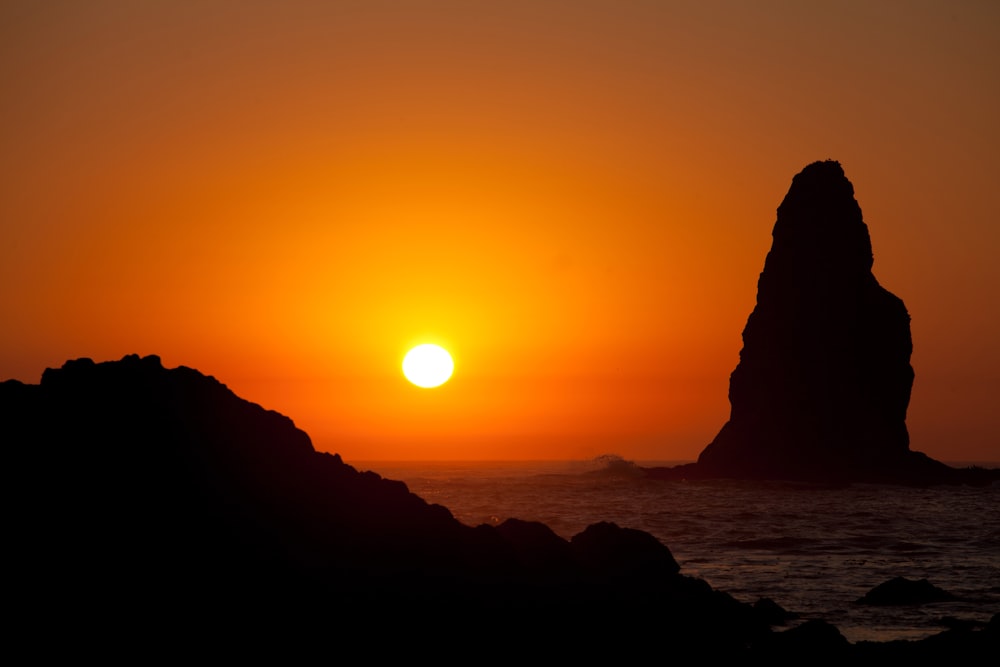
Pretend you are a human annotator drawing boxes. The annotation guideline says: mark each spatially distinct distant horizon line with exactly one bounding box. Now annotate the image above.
[345,457,1000,467]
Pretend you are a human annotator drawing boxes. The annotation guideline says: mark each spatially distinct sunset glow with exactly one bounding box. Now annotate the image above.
[1,2,998,463]
[403,344,454,388]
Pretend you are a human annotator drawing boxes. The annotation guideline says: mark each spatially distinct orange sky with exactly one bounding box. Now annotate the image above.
[2,1,998,463]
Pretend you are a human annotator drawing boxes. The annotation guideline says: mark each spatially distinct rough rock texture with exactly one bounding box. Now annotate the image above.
[647,161,998,486]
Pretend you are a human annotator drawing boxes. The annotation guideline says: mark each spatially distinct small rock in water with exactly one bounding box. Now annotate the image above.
[856,576,956,606]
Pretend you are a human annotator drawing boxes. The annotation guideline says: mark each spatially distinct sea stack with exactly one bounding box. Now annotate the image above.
[694,160,947,483]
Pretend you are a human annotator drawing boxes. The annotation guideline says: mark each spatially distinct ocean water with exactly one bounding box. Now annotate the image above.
[354,456,1000,644]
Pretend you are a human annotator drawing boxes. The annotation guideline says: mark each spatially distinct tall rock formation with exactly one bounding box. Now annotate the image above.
[692,160,950,483]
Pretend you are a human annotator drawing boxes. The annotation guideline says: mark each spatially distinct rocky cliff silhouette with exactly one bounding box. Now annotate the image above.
[6,354,994,658]
[1,355,770,657]
[646,161,998,486]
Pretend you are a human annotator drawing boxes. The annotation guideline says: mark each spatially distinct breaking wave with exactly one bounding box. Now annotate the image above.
[588,453,645,477]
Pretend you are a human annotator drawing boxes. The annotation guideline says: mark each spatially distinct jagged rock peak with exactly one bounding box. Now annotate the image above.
[766,159,875,280]
[780,159,855,208]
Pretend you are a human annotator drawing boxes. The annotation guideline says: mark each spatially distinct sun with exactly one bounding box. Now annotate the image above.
[402,344,454,388]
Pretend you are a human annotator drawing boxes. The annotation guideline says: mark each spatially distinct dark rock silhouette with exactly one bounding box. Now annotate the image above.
[752,619,852,661]
[2,355,767,657]
[4,354,995,658]
[646,160,1000,486]
[853,612,999,661]
[857,577,957,606]
[755,596,800,626]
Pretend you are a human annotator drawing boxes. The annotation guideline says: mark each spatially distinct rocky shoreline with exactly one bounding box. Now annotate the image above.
[4,354,996,658]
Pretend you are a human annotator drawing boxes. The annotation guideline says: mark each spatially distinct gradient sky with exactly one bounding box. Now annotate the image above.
[3,1,998,463]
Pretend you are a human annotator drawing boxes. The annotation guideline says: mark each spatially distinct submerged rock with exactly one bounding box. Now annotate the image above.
[856,577,957,606]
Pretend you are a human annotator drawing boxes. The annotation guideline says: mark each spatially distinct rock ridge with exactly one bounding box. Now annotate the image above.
[0,355,997,661]
[6,353,995,657]
[2,354,763,657]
